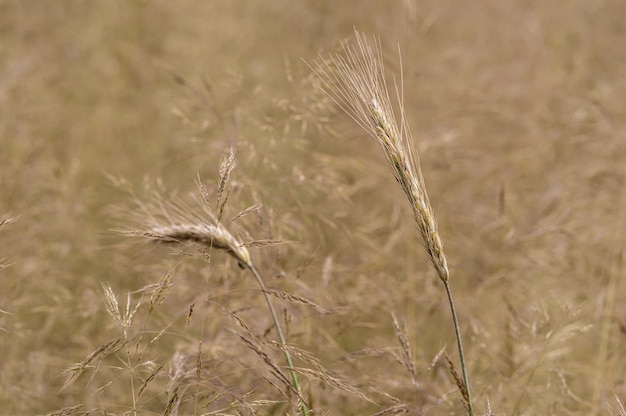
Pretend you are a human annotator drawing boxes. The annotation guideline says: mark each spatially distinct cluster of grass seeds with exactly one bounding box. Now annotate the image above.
[52,158,301,414]
[59,272,173,413]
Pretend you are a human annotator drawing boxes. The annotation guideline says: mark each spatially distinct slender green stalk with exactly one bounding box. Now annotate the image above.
[444,280,473,415]
[247,264,309,416]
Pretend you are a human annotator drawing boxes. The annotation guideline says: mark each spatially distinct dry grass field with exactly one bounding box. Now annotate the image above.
[1,1,626,415]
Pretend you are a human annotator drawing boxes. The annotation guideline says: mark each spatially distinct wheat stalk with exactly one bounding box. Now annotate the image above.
[125,211,309,416]
[313,30,473,414]
[118,153,309,416]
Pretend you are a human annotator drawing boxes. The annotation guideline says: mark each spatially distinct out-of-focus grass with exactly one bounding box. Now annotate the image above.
[1,0,625,414]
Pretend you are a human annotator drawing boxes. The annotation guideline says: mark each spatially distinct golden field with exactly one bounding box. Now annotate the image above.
[1,1,625,414]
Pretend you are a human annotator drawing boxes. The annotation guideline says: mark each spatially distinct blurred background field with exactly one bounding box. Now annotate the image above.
[1,1,626,414]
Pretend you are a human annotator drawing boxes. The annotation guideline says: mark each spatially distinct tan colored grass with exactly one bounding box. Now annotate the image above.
[4,2,626,414]
[117,150,310,416]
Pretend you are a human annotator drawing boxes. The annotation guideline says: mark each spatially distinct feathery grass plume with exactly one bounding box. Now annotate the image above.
[117,150,309,416]
[313,30,473,414]
[102,282,141,339]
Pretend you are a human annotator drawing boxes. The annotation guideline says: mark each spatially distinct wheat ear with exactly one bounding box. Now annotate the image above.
[119,176,309,416]
[130,223,252,268]
[313,30,473,414]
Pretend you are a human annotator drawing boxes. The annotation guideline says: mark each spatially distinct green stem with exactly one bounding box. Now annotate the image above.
[248,264,309,416]
[443,280,473,416]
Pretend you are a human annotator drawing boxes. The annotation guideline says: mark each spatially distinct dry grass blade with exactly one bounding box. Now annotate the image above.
[223,307,257,339]
[226,311,311,412]
[264,289,331,314]
[445,353,470,411]
[149,322,172,345]
[264,341,323,369]
[228,202,263,223]
[427,345,447,373]
[147,268,175,312]
[371,404,411,416]
[164,386,180,416]
[296,367,372,403]
[243,238,292,248]
[137,362,165,399]
[237,333,294,393]
[42,404,89,416]
[391,313,419,388]
[61,337,127,390]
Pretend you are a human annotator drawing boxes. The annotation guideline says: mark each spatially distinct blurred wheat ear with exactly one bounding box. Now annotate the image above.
[313,30,473,415]
[117,149,309,416]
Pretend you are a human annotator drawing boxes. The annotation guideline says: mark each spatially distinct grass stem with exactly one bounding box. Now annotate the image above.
[444,280,473,415]
[247,264,309,416]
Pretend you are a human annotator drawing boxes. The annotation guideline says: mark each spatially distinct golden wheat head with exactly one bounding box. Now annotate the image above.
[314,30,474,415]
[116,170,251,268]
[314,30,449,283]
[145,223,251,267]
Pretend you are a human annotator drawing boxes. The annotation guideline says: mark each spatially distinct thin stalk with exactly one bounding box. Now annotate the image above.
[247,264,309,416]
[444,280,473,416]
[312,30,474,414]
